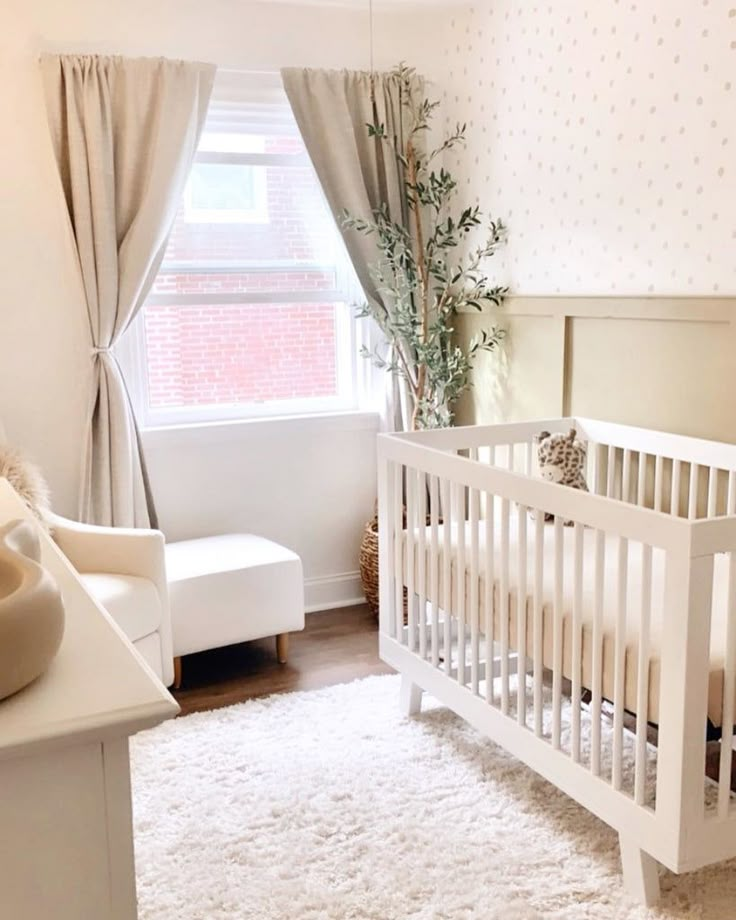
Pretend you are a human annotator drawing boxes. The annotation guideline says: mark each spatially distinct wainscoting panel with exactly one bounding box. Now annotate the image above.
[456,297,736,443]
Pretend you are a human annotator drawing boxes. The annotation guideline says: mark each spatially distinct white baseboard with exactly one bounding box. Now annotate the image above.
[304,571,365,613]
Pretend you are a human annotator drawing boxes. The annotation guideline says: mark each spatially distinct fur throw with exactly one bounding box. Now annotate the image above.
[0,446,51,530]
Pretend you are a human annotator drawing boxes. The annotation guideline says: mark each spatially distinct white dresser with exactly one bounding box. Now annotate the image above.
[0,479,179,920]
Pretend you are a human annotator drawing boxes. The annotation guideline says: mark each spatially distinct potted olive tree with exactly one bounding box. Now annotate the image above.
[343,63,507,432]
[344,63,508,613]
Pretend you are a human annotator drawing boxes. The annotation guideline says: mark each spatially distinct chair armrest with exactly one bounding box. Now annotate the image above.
[48,512,176,688]
[47,512,167,592]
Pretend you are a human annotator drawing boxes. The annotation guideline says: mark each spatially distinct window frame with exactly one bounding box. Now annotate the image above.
[183,157,268,225]
[121,77,361,429]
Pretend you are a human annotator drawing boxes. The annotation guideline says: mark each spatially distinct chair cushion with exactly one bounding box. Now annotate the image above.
[164,534,304,657]
[81,573,162,643]
[165,534,300,581]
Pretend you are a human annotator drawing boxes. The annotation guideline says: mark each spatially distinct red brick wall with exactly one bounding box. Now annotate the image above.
[145,303,337,407]
[145,133,344,410]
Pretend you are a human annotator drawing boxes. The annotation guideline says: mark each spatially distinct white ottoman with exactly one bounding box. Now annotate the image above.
[164,534,304,688]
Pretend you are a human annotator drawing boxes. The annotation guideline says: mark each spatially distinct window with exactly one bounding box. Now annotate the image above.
[184,133,268,224]
[125,72,359,427]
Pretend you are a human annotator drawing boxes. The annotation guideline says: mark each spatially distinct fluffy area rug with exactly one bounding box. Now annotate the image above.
[130,675,736,920]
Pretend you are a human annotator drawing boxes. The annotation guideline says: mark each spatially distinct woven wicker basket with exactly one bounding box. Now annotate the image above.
[359,514,381,616]
[359,509,436,618]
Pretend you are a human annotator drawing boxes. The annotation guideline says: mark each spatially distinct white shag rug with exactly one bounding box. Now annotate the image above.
[131,675,736,920]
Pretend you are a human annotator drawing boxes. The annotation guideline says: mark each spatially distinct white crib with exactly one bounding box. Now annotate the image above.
[377,417,736,906]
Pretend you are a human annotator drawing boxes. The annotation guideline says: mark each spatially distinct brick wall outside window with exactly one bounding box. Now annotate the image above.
[144,133,350,411]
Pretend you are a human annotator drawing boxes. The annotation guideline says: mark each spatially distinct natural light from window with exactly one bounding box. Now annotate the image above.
[129,72,358,426]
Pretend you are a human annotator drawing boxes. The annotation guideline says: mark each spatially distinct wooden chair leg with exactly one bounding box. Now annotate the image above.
[173,656,182,690]
[276,633,289,664]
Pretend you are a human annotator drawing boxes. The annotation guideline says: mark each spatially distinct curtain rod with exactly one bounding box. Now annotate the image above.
[217,67,280,75]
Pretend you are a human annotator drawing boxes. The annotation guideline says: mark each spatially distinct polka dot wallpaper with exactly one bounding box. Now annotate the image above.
[435,1,736,295]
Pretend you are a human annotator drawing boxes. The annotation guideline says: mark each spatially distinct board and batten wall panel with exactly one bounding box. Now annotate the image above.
[456,298,736,444]
[455,310,564,426]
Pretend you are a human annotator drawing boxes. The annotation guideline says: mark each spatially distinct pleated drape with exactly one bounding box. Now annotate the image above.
[281,67,420,431]
[42,54,215,526]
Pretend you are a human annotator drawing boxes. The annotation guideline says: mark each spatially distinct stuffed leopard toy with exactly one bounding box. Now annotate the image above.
[535,428,588,522]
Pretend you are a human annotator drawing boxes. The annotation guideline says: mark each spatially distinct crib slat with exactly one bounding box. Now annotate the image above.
[688,463,699,519]
[637,451,647,507]
[442,477,452,675]
[612,536,629,791]
[507,443,515,473]
[571,522,584,762]
[454,482,466,687]
[516,503,528,726]
[594,443,606,497]
[430,474,440,668]
[406,469,416,653]
[533,512,544,737]
[654,455,664,512]
[707,467,718,519]
[525,441,533,477]
[719,553,736,817]
[552,516,564,749]
[671,459,681,517]
[417,470,427,661]
[591,529,605,776]
[500,495,511,715]
[393,463,403,642]
[607,445,616,498]
[469,483,480,696]
[729,471,736,515]
[635,543,653,806]
[484,488,496,705]
[622,449,632,504]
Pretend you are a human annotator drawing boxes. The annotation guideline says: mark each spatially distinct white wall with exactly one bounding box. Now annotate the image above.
[437,0,736,296]
[0,0,437,607]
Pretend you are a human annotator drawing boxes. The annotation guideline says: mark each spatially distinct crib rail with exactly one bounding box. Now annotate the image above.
[377,417,736,875]
[589,443,736,520]
[392,415,736,522]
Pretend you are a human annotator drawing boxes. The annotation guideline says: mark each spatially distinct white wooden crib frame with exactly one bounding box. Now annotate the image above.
[377,417,736,906]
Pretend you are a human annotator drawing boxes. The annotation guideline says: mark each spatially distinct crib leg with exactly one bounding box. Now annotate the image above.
[400,674,423,716]
[619,835,660,906]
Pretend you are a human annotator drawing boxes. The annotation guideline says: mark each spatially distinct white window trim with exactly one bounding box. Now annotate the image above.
[184,153,270,225]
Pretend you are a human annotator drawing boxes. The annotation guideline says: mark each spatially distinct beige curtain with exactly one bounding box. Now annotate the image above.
[280,67,418,431]
[42,54,215,527]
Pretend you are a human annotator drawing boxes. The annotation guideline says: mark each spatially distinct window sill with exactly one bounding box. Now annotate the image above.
[140,410,381,450]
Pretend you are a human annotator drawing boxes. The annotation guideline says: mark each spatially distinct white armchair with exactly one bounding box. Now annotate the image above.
[47,513,174,687]
[0,420,174,687]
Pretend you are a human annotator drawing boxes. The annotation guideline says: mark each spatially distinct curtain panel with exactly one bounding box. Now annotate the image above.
[42,54,215,527]
[280,67,421,432]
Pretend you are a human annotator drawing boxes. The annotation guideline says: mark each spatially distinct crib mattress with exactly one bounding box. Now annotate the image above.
[402,511,732,727]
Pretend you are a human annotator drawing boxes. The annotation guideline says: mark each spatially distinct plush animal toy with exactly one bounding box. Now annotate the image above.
[536,428,588,522]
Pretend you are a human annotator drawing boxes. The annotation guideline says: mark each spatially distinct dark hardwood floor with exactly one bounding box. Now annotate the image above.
[172,604,391,717]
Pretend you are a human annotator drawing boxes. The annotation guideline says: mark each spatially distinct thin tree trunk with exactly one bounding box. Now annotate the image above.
[406,139,430,432]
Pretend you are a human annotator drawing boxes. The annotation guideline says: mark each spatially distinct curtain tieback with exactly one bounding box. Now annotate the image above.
[92,346,113,356]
